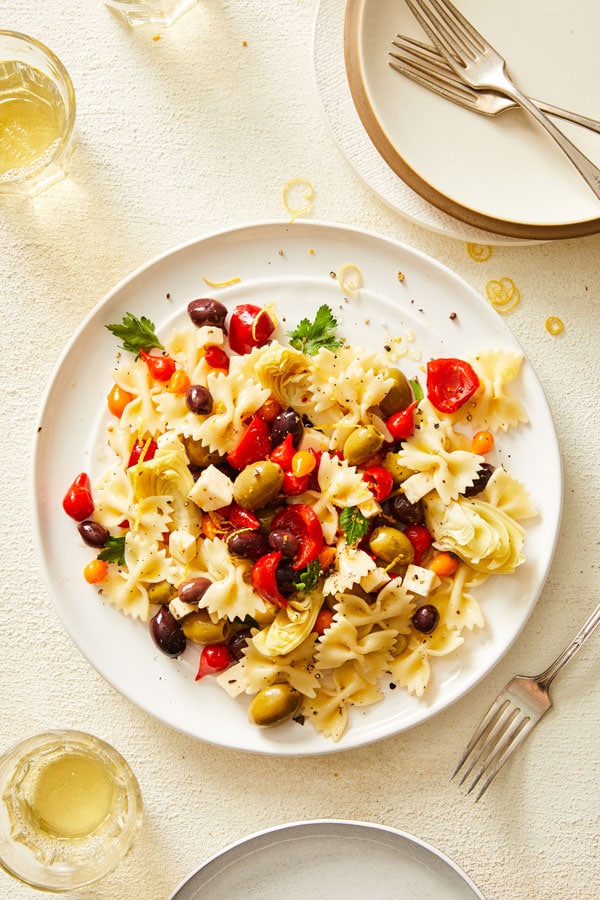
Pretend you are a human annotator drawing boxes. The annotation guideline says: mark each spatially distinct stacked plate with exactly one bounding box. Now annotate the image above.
[315,0,600,242]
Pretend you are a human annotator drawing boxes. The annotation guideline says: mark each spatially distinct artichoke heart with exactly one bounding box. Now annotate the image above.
[253,344,311,408]
[130,445,196,531]
[252,590,322,657]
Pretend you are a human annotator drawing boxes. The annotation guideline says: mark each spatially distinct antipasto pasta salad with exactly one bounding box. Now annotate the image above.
[62,298,536,742]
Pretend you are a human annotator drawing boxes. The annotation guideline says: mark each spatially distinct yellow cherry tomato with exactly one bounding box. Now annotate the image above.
[107,383,134,418]
[291,450,316,478]
[83,559,109,584]
[167,370,191,394]
[471,430,494,455]
[429,552,459,577]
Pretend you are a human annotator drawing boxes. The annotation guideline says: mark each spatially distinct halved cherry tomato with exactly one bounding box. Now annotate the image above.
[204,345,230,371]
[227,502,260,530]
[140,349,176,382]
[404,524,432,565]
[362,465,394,501]
[226,415,272,470]
[270,433,295,470]
[127,437,158,468]
[386,400,418,441]
[270,504,323,570]
[426,358,480,414]
[251,551,288,608]
[282,471,309,496]
[63,473,94,521]
[229,304,276,355]
[195,644,231,680]
[256,396,282,423]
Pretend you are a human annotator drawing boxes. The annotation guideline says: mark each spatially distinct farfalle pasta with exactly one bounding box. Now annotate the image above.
[63,299,537,743]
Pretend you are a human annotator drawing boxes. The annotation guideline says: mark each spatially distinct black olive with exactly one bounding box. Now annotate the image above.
[77,520,110,548]
[150,607,186,657]
[187,298,228,330]
[271,407,303,447]
[186,385,213,415]
[226,530,269,559]
[412,604,439,634]
[462,463,495,497]
[384,494,425,526]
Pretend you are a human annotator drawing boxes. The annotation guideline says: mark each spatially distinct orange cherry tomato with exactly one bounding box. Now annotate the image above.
[471,430,494,455]
[167,370,191,394]
[83,558,108,584]
[107,383,134,418]
[429,552,459,577]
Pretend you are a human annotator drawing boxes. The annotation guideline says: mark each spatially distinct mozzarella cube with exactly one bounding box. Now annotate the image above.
[402,565,441,597]
[401,473,434,504]
[188,464,234,511]
[169,596,198,620]
[169,529,197,564]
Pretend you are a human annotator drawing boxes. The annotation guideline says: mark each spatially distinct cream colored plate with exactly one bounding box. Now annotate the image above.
[345,0,600,239]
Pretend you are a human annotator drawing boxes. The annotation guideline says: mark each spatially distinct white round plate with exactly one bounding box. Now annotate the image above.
[32,220,562,755]
[168,820,486,899]
[344,0,600,240]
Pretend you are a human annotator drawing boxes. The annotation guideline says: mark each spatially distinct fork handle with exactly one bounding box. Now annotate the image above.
[533,100,600,136]
[537,602,600,690]
[499,78,600,202]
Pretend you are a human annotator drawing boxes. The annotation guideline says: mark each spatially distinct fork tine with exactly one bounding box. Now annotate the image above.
[388,57,478,108]
[472,716,536,801]
[466,710,529,793]
[388,41,478,106]
[451,695,510,780]
[426,0,486,56]
[405,0,472,63]
[456,701,520,786]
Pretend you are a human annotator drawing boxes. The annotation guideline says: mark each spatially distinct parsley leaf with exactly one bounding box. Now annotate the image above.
[97,536,126,566]
[106,313,164,357]
[339,506,370,547]
[287,305,343,356]
[292,559,322,592]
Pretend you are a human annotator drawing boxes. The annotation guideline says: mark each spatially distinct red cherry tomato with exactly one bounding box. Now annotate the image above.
[140,349,176,382]
[282,471,309,496]
[195,644,231,680]
[404,524,432,566]
[229,304,276,355]
[226,502,261,530]
[426,358,480,414]
[386,400,418,441]
[269,433,295,470]
[251,551,288,608]
[270,503,324,570]
[362,465,394,502]
[127,437,158,468]
[204,345,230,371]
[226,415,272,470]
[62,473,95,521]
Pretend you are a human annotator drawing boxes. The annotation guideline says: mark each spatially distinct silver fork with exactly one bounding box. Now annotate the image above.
[389,36,600,134]
[453,601,600,801]
[405,0,600,201]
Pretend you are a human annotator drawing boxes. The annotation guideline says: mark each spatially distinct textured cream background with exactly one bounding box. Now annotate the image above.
[0,1,599,898]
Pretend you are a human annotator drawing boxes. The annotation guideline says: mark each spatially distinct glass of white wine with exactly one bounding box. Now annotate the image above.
[104,0,198,27]
[0,731,143,892]
[0,31,76,196]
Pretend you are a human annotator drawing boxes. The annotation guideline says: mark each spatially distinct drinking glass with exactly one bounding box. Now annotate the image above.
[0,731,143,892]
[0,31,76,197]
[104,0,199,26]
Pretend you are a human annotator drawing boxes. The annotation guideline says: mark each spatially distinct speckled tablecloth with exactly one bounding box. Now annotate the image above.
[0,2,598,898]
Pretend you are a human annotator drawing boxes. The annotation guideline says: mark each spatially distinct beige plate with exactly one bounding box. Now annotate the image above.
[344,0,600,240]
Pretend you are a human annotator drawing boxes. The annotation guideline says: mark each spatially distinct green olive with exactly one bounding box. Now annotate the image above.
[394,633,409,655]
[233,460,284,510]
[379,368,413,417]
[181,611,231,644]
[381,452,413,485]
[147,580,177,605]
[343,425,384,467]
[369,526,415,566]
[248,683,302,727]
[182,436,222,468]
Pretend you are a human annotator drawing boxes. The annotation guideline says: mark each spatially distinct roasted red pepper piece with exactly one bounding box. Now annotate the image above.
[227,502,261,530]
[251,551,288,608]
[229,303,276,355]
[404,524,432,566]
[226,415,272,470]
[269,433,295,470]
[140,349,176,382]
[195,644,231,680]
[62,473,95,521]
[127,437,158,468]
[426,358,480,414]
[270,503,324,570]
[282,471,309,496]
[386,400,418,441]
[362,465,394,502]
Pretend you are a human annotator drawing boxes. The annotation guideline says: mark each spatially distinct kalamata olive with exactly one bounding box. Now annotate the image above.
[462,463,495,497]
[77,520,109,548]
[343,425,384,466]
[268,529,300,558]
[226,529,269,559]
[182,435,221,468]
[182,610,230,645]
[369,526,415,566]
[150,606,186,657]
[186,384,213,415]
[381,452,413,484]
[178,576,212,605]
[228,628,252,661]
[187,298,228,330]
[275,559,297,596]
[248,682,302,727]
[232,460,284,510]
[412,604,439,634]
[379,368,413,417]
[270,407,303,447]
[147,580,177,605]
[385,494,425,526]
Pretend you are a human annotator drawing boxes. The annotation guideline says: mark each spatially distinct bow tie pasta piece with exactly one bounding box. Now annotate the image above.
[301,662,385,743]
[217,635,320,699]
[450,348,528,432]
[191,369,270,455]
[194,537,270,623]
[426,563,487,633]
[483,467,537,520]
[314,616,398,684]
[113,357,167,438]
[389,626,464,698]
[102,531,176,622]
[335,579,414,635]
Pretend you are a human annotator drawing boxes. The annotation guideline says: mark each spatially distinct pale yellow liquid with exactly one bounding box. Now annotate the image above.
[29,752,116,839]
[0,60,67,177]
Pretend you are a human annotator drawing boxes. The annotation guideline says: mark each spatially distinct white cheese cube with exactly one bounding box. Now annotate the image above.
[402,565,441,597]
[188,464,234,511]
[169,596,198,620]
[401,473,434,504]
[168,529,196,564]
[360,567,391,593]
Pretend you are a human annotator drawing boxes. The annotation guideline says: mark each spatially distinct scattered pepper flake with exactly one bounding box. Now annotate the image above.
[545,315,564,335]
[466,243,493,262]
[485,277,521,314]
